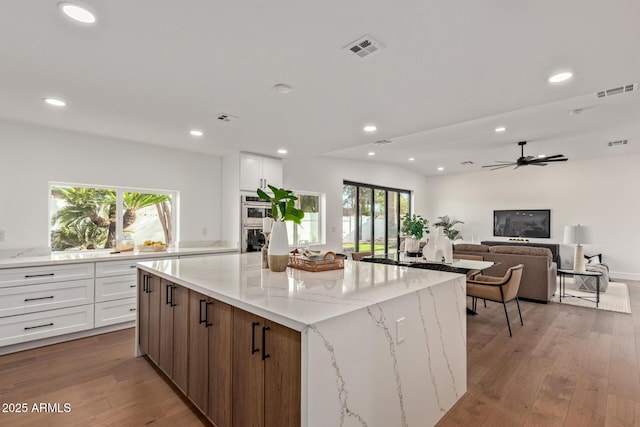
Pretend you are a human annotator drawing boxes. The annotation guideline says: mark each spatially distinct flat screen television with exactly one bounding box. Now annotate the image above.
[493,209,550,238]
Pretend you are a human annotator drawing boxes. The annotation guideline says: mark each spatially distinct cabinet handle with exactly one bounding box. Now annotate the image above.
[204,301,213,327]
[170,286,177,307]
[142,275,148,293]
[130,284,136,288]
[25,273,54,278]
[24,295,54,302]
[129,308,137,312]
[24,322,54,330]
[251,321,260,354]
[262,326,271,361]
[130,265,137,268]
[199,299,207,324]
[165,284,171,305]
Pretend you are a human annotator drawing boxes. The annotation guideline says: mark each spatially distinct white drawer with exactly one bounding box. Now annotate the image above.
[0,279,94,318]
[95,298,137,327]
[0,263,94,289]
[0,305,94,347]
[95,275,137,302]
[95,260,141,277]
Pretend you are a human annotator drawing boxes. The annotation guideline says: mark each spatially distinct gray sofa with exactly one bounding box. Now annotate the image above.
[453,244,557,303]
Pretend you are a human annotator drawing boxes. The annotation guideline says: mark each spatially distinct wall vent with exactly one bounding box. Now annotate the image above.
[596,83,637,99]
[343,35,384,58]
[217,113,238,122]
[460,161,474,165]
[607,139,628,147]
[372,139,392,146]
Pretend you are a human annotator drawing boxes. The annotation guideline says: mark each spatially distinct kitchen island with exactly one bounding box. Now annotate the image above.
[136,252,467,427]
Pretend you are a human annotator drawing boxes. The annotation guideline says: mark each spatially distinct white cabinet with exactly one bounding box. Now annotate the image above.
[240,153,283,191]
[95,297,137,328]
[0,263,94,288]
[0,279,94,317]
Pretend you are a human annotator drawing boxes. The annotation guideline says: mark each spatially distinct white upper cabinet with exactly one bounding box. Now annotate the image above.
[239,153,283,191]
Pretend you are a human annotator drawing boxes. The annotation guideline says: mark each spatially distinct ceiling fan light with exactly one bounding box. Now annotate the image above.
[548,72,573,84]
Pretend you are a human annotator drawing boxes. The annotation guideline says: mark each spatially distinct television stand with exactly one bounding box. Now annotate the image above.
[481,240,561,266]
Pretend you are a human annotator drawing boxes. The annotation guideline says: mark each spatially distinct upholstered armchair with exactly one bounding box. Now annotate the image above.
[467,264,524,337]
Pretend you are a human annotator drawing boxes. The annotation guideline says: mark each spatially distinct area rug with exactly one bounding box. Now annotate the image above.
[550,277,631,314]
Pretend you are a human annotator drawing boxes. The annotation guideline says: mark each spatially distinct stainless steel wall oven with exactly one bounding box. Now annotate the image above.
[241,195,271,252]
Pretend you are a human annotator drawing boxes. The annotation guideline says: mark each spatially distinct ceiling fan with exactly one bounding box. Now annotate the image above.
[482,141,568,170]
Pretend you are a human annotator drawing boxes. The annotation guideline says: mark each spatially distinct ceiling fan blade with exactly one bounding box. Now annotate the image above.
[523,156,535,161]
[540,154,565,160]
[538,158,568,163]
[529,163,547,166]
[482,162,516,168]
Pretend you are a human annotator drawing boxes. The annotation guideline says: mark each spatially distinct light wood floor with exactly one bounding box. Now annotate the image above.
[1,280,639,426]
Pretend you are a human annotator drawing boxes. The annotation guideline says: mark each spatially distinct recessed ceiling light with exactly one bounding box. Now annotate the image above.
[548,71,573,84]
[437,167,444,171]
[363,125,377,132]
[59,3,96,24]
[538,154,546,158]
[495,126,506,133]
[43,97,66,107]
[368,152,375,156]
[273,84,292,94]
[277,149,288,154]
[190,130,203,137]
[408,158,415,162]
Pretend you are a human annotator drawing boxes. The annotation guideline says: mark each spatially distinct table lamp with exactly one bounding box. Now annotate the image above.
[563,225,593,273]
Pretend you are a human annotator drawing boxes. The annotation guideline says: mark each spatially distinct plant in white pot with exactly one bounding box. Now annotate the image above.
[257,185,304,272]
[400,213,430,255]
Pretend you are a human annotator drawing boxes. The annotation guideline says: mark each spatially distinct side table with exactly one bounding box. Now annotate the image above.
[558,269,603,308]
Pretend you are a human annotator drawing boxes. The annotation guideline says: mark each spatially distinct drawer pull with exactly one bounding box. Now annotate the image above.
[129,308,137,312]
[24,322,54,330]
[25,273,55,278]
[130,265,137,268]
[24,296,54,302]
[130,284,136,288]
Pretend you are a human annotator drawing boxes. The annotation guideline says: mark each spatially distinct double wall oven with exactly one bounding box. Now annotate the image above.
[241,195,271,253]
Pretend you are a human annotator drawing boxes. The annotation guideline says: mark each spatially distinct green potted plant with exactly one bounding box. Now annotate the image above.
[400,213,430,254]
[433,215,464,241]
[257,185,304,271]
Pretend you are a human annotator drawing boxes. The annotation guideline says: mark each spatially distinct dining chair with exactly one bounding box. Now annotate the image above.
[466,264,524,337]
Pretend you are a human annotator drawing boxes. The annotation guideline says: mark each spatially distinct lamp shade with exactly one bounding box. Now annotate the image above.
[563,225,593,245]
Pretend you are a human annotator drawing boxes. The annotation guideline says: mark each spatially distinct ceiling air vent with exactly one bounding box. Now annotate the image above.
[217,113,238,122]
[343,35,384,58]
[596,83,637,99]
[460,161,474,165]
[607,139,628,147]
[372,139,392,146]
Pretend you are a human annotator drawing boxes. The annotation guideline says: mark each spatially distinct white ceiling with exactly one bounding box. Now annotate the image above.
[2,0,639,176]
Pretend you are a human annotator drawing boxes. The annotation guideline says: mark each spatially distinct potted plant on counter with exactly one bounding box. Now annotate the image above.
[400,213,430,255]
[257,185,305,272]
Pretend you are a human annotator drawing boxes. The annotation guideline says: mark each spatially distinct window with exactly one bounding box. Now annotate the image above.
[49,183,177,251]
[342,181,410,254]
[286,191,324,246]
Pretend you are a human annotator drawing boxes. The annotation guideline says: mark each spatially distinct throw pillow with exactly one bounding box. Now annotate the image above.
[585,254,602,264]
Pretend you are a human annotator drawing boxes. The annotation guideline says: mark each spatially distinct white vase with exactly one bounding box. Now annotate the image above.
[433,227,453,263]
[268,221,289,272]
[404,237,421,254]
[422,237,436,261]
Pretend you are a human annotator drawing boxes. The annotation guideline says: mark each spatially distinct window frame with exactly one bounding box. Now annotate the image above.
[49,181,179,251]
[287,190,325,247]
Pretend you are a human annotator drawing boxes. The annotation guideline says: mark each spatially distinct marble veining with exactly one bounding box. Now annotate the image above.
[307,325,368,427]
[428,287,460,399]
[416,290,446,413]
[366,304,408,427]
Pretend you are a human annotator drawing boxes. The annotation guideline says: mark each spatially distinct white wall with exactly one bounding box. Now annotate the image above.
[283,155,429,251]
[0,120,222,250]
[424,154,640,280]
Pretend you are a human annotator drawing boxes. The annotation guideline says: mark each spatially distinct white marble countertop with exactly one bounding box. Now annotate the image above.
[0,246,238,269]
[138,252,465,331]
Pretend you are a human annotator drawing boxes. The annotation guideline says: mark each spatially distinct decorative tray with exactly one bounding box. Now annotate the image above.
[138,244,168,252]
[288,251,344,272]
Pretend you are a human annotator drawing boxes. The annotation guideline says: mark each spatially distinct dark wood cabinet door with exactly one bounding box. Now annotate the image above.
[159,280,174,375]
[264,320,301,427]
[147,274,162,364]
[137,271,149,354]
[188,290,209,411]
[233,308,265,427]
[207,299,233,427]
[172,285,189,393]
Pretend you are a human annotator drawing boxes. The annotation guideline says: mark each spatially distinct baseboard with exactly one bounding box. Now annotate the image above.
[610,271,640,282]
